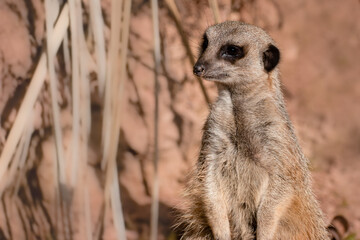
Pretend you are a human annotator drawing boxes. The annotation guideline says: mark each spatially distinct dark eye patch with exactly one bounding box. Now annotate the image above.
[200,33,208,54]
[219,44,245,63]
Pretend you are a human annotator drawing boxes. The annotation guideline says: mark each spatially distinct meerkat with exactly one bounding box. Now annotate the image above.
[178,21,329,240]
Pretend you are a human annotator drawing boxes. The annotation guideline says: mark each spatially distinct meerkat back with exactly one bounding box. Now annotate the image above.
[178,21,329,240]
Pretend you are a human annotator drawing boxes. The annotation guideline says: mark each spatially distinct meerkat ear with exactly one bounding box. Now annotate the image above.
[263,44,280,72]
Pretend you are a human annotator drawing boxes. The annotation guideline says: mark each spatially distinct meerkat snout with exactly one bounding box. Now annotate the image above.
[193,62,205,76]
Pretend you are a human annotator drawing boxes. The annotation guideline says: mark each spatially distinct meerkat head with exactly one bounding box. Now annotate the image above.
[193,21,280,85]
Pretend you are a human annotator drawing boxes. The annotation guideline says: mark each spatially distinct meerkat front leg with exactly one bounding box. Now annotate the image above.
[203,164,232,240]
[256,178,293,240]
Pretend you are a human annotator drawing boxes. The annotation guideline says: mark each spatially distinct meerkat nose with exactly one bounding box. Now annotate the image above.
[193,63,205,76]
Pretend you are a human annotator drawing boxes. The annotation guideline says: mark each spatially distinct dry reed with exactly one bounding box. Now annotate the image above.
[209,0,221,23]
[164,0,211,104]
[150,0,161,239]
[0,3,70,196]
[102,0,132,239]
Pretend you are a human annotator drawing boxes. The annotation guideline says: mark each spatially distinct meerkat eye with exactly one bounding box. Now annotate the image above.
[200,33,209,54]
[220,44,245,62]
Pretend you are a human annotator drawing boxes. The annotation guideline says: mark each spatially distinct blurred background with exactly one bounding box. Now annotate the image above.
[0,0,359,239]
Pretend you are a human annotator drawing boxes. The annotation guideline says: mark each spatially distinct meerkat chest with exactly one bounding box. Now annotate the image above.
[210,92,237,134]
[205,93,269,202]
[205,97,237,154]
[207,92,247,154]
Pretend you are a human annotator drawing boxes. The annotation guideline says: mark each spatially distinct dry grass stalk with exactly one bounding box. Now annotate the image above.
[109,0,132,237]
[164,0,210,104]
[101,0,122,171]
[68,0,81,189]
[150,0,161,239]
[102,0,122,189]
[62,31,71,75]
[163,0,181,20]
[68,0,95,238]
[208,0,221,23]
[0,3,70,197]
[46,2,73,239]
[89,0,107,96]
[79,14,94,240]
[101,0,132,239]
[83,182,93,240]
[2,112,34,196]
[12,113,34,196]
[45,0,67,186]
[78,21,93,140]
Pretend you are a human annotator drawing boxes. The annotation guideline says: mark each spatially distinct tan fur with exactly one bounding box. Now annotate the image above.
[178,21,329,240]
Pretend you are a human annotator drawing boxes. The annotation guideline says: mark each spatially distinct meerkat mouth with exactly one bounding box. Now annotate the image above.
[202,73,229,80]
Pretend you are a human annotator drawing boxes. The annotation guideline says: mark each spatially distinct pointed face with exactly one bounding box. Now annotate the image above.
[193,21,280,85]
